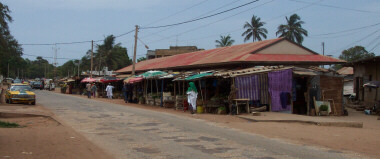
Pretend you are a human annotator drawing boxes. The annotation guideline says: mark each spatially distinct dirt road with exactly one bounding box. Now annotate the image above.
[0,104,112,159]
[35,90,367,159]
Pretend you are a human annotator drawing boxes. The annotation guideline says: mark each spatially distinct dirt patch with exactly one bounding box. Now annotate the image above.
[0,103,113,159]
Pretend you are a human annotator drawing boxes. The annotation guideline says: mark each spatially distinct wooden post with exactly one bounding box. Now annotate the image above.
[131,25,139,75]
[199,80,203,106]
[90,40,93,78]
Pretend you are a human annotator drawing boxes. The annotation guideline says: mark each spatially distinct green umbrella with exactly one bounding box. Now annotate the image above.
[185,72,213,81]
[138,71,168,79]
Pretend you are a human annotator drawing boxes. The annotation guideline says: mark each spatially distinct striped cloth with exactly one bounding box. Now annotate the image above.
[268,69,292,111]
[258,74,269,104]
[235,75,260,101]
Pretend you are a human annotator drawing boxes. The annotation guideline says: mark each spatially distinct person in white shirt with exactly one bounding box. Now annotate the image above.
[105,84,114,99]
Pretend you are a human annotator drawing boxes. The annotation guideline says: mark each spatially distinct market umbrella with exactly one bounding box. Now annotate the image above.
[185,72,213,81]
[81,77,96,83]
[124,76,143,84]
[138,71,167,79]
[99,76,120,83]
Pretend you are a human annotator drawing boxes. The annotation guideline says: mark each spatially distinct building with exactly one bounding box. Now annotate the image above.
[352,56,380,107]
[118,38,345,74]
[117,38,347,116]
[146,46,204,60]
[337,67,354,96]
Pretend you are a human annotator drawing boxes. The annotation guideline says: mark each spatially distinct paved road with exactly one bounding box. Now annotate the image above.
[36,91,360,159]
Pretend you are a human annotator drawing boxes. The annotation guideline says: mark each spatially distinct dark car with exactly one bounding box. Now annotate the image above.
[32,82,44,90]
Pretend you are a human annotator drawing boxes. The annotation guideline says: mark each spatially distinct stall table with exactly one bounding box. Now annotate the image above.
[234,98,250,115]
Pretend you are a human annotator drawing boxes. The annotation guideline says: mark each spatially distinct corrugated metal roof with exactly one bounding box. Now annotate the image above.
[337,67,353,75]
[116,38,345,73]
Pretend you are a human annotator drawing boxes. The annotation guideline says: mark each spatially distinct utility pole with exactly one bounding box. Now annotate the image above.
[7,62,9,78]
[45,64,47,78]
[322,42,325,56]
[53,44,59,80]
[322,42,325,68]
[91,40,94,78]
[78,60,80,77]
[132,25,139,75]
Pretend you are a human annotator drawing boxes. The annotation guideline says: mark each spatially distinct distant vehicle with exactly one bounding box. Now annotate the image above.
[13,79,22,84]
[5,83,36,105]
[29,81,35,86]
[32,82,44,90]
[5,78,13,84]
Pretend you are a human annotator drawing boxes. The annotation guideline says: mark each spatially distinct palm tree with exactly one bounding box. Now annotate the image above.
[215,35,235,47]
[242,15,267,42]
[276,14,308,44]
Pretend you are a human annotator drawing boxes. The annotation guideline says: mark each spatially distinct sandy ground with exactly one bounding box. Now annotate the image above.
[65,91,380,158]
[0,90,113,159]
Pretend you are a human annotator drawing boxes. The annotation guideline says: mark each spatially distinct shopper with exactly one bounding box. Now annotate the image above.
[86,82,92,98]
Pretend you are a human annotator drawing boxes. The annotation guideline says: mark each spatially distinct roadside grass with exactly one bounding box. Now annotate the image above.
[0,120,20,128]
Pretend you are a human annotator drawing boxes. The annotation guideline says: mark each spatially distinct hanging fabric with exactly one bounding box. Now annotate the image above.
[268,69,292,111]
[235,75,260,100]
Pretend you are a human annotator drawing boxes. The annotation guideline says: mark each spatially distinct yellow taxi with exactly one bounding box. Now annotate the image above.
[5,83,36,105]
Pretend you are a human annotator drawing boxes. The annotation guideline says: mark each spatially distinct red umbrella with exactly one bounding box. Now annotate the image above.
[81,77,96,83]
[99,76,120,83]
[126,77,143,84]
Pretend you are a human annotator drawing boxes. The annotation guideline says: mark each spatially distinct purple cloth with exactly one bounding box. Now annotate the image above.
[235,75,260,101]
[268,69,292,111]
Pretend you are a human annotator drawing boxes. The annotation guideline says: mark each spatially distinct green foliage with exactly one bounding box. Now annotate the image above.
[242,15,267,42]
[0,121,20,128]
[0,2,24,77]
[137,57,147,62]
[319,105,328,111]
[339,46,375,62]
[332,46,375,70]
[94,35,131,71]
[215,35,235,47]
[276,14,308,44]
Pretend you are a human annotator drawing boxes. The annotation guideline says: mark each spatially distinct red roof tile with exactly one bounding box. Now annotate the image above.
[116,38,345,73]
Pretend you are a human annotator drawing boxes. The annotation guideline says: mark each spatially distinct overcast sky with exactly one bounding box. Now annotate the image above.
[4,0,380,66]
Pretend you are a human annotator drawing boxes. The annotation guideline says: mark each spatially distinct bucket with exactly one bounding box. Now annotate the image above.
[197,106,204,114]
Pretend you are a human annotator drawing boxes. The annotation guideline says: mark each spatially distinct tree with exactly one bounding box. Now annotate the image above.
[276,14,308,44]
[215,35,235,47]
[95,35,131,71]
[241,15,267,42]
[332,46,375,70]
[0,2,23,77]
[339,46,375,62]
[137,57,147,62]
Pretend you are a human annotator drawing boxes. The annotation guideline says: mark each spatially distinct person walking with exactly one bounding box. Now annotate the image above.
[186,82,198,114]
[105,83,114,99]
[122,84,128,103]
[91,83,97,98]
[86,82,92,98]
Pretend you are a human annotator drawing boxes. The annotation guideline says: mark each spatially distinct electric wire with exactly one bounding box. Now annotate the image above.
[289,0,380,15]
[138,0,242,40]
[146,0,275,44]
[140,0,260,29]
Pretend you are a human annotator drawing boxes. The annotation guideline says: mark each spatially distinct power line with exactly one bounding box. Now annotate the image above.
[310,22,380,37]
[143,0,211,27]
[140,0,260,29]
[329,28,380,55]
[146,0,275,44]
[289,0,380,15]
[23,53,74,60]
[148,0,316,45]
[138,0,243,40]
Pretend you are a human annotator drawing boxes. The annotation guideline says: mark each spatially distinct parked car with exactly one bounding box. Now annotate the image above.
[5,83,36,105]
[13,79,22,83]
[32,82,44,90]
